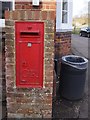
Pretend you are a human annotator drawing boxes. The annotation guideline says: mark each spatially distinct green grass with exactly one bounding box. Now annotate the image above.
[72,28,80,35]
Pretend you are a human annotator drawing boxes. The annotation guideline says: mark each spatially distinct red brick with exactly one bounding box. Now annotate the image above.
[16,98,32,104]
[48,11,56,20]
[17,108,34,114]
[6,52,14,58]
[6,64,14,70]
[39,4,42,9]
[5,27,14,33]
[5,45,14,53]
[26,10,32,20]
[6,76,14,82]
[5,11,10,19]
[44,94,52,100]
[46,5,50,9]
[12,11,19,20]
[15,2,31,5]
[7,87,14,92]
[22,4,26,9]
[45,83,53,87]
[25,4,32,9]
[7,93,25,98]
[15,2,21,4]
[45,76,53,82]
[5,39,14,45]
[42,99,52,104]
[5,20,14,26]
[42,4,46,10]
[49,5,56,10]
[33,11,40,20]
[6,80,14,88]
[41,2,56,10]
[19,10,26,20]
[8,113,24,118]
[15,5,22,9]
[41,11,47,20]
[45,70,53,76]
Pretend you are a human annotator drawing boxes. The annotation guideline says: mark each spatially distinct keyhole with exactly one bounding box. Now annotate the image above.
[27,43,32,47]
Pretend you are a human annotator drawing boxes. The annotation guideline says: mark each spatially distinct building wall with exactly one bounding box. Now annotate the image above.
[55,32,71,59]
[54,32,71,82]
[5,1,56,118]
[15,1,56,11]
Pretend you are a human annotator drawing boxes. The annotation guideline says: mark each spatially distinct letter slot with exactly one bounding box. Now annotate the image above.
[20,31,40,37]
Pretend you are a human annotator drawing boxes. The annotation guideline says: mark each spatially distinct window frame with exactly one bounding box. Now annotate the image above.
[0,0,15,27]
[56,0,73,32]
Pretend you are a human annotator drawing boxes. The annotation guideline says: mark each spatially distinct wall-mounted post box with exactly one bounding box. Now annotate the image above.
[15,22,44,88]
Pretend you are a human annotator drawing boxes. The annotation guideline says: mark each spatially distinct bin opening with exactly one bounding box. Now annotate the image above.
[66,57,85,63]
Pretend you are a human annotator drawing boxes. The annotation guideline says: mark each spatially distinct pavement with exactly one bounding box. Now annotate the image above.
[71,34,88,58]
[53,72,88,119]
[52,34,89,119]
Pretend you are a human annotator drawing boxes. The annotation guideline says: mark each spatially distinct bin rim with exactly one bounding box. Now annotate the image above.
[62,55,88,65]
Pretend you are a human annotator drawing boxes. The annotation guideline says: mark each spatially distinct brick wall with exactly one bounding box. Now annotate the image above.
[54,32,71,79]
[15,1,56,11]
[55,32,71,59]
[5,1,56,119]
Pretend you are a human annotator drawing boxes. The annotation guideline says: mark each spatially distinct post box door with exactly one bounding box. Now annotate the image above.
[15,22,44,88]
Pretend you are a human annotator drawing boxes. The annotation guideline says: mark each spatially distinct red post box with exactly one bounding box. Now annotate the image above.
[15,22,44,88]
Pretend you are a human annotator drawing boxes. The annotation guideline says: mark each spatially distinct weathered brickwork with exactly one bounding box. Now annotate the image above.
[15,1,56,11]
[5,0,72,118]
[5,1,56,119]
[55,32,71,59]
[54,32,71,86]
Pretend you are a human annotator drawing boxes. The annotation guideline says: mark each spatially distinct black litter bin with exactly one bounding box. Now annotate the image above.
[60,55,88,100]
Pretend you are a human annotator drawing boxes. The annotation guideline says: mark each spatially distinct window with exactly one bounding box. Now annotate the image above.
[0,0,14,27]
[62,0,68,23]
[56,0,73,32]
[0,1,12,19]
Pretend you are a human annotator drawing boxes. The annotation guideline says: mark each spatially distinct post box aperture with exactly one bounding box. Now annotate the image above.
[15,22,44,88]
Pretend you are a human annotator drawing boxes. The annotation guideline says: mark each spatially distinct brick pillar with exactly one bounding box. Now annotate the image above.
[5,1,56,119]
[54,32,71,81]
[55,32,71,59]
